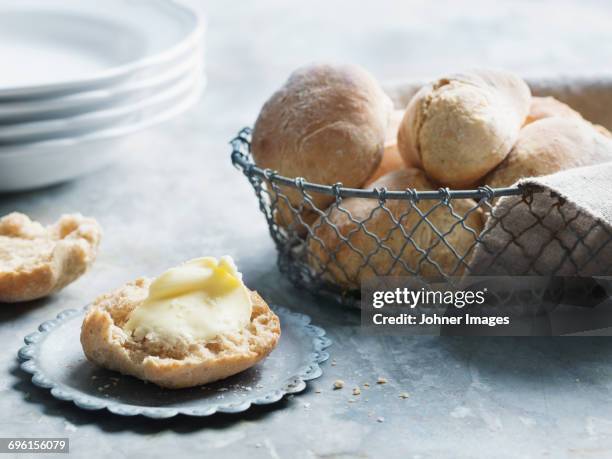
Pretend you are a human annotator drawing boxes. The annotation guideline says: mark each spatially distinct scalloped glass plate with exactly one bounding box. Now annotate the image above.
[18,306,331,419]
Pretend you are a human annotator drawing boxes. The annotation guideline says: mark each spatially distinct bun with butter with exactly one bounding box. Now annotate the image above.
[0,212,101,303]
[484,117,612,188]
[81,257,280,389]
[252,63,393,233]
[307,169,483,289]
[397,69,531,187]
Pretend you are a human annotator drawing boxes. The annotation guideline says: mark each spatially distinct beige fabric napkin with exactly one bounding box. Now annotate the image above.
[469,163,612,276]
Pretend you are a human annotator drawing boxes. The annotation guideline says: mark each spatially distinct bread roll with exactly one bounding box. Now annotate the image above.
[82,285,280,389]
[307,169,483,289]
[272,200,318,238]
[524,96,583,125]
[366,109,408,185]
[485,117,612,188]
[524,96,612,139]
[0,213,101,303]
[252,64,392,220]
[398,69,531,188]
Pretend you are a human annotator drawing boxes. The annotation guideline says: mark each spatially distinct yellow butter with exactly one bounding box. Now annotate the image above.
[123,256,252,342]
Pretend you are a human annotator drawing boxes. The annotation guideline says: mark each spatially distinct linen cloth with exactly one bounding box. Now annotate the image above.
[469,163,612,275]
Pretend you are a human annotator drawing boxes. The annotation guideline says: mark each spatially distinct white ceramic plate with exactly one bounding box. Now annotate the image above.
[0,0,203,98]
[0,78,203,192]
[0,46,203,123]
[0,62,203,144]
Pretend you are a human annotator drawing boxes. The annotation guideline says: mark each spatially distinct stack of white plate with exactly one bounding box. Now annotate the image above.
[0,0,205,192]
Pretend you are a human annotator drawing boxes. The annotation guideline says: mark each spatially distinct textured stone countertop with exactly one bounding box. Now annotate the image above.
[2,1,612,457]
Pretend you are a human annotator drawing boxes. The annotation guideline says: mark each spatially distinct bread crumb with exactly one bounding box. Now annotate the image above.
[64,421,77,433]
[352,387,361,396]
[377,377,387,385]
[399,392,410,399]
[363,382,370,388]
[315,389,322,394]
[333,380,345,390]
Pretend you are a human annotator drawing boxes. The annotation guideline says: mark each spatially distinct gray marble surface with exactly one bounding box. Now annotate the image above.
[3,1,612,457]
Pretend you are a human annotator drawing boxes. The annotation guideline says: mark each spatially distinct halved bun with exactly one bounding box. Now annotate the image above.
[0,212,101,303]
[81,281,280,389]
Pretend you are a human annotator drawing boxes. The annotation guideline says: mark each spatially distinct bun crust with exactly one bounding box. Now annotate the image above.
[307,169,483,289]
[398,69,531,187]
[252,63,392,216]
[0,212,101,303]
[484,117,612,188]
[81,282,280,389]
[524,96,583,125]
[366,109,409,185]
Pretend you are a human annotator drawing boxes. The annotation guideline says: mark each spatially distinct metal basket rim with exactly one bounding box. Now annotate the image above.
[231,127,526,201]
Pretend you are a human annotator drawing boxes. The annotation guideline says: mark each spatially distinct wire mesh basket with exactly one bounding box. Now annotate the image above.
[231,127,612,307]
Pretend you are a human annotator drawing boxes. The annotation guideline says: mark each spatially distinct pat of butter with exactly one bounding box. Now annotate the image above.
[123,256,252,343]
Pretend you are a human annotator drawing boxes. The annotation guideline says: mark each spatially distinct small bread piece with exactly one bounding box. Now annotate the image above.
[398,69,531,187]
[366,109,409,185]
[524,96,583,125]
[252,63,392,220]
[0,212,101,303]
[484,117,612,188]
[307,169,483,289]
[81,281,280,389]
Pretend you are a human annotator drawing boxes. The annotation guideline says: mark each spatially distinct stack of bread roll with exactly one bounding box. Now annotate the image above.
[251,64,612,289]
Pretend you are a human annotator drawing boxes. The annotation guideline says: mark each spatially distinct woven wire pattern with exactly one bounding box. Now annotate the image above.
[475,188,612,277]
[231,128,612,307]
